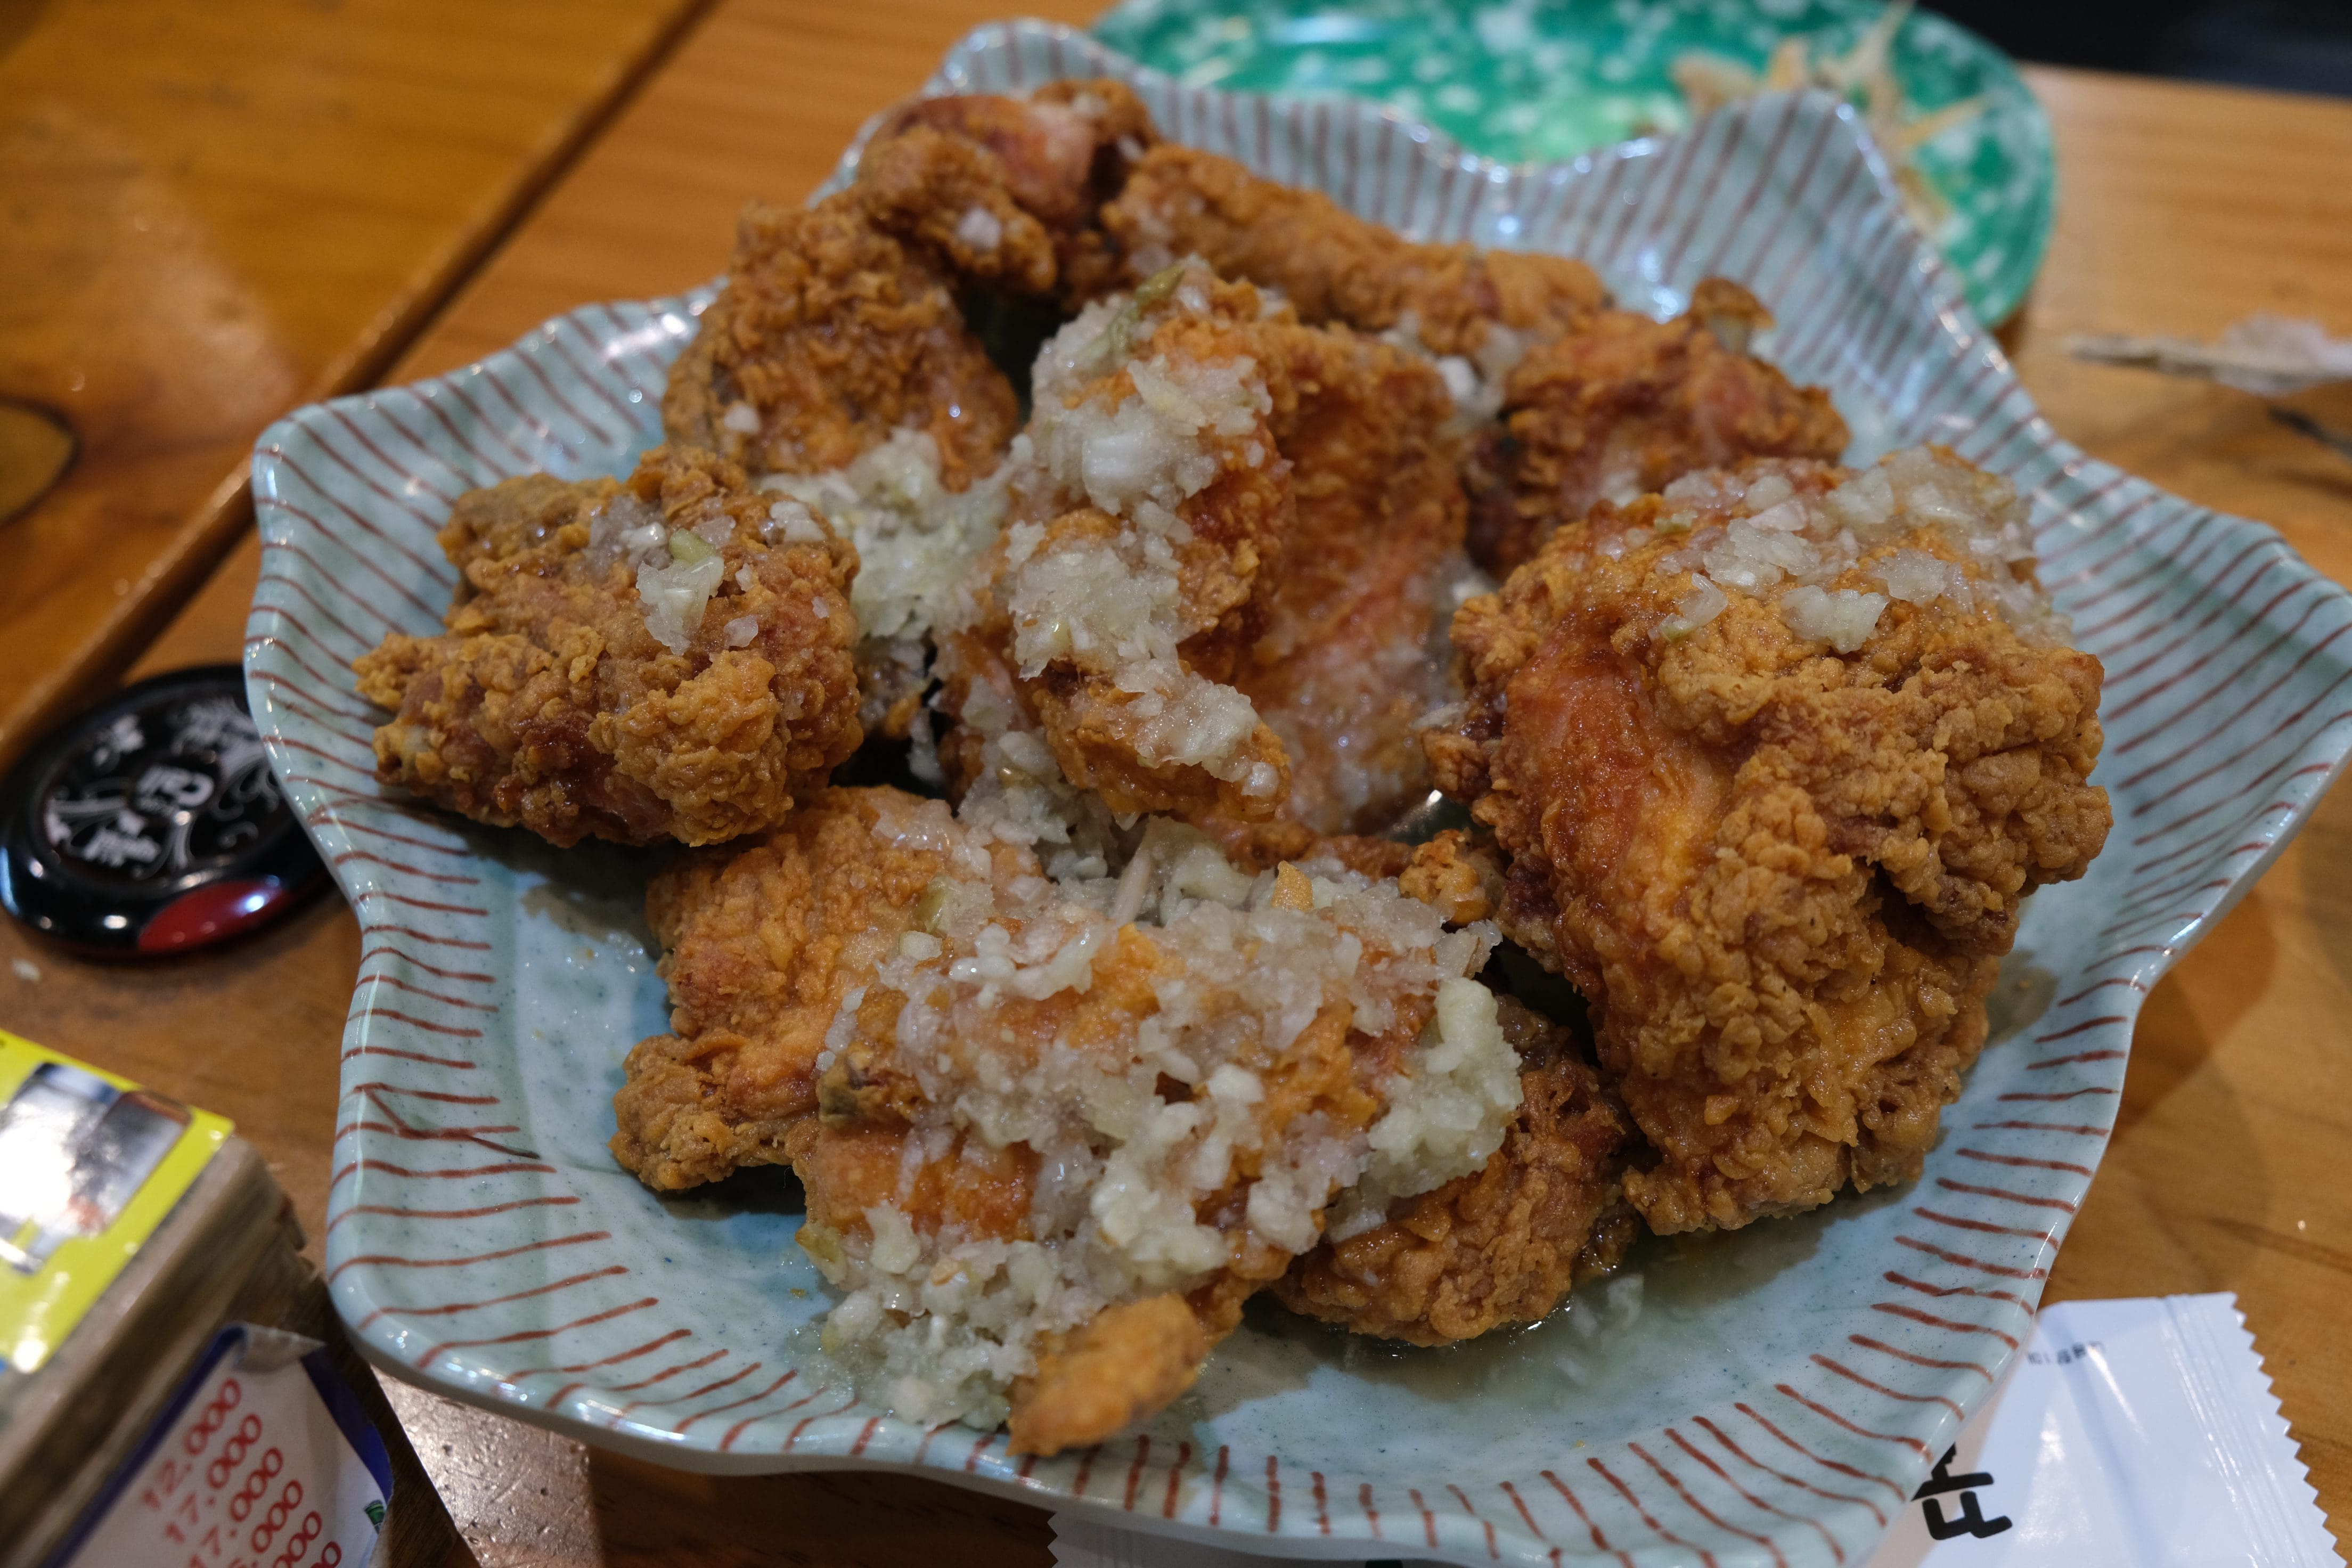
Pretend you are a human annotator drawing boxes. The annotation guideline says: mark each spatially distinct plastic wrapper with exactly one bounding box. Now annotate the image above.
[1048,1294,2339,1567]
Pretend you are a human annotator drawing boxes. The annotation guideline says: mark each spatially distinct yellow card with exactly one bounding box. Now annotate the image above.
[0,1031,231,1374]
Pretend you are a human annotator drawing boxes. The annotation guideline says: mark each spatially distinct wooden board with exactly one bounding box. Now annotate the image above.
[0,0,708,777]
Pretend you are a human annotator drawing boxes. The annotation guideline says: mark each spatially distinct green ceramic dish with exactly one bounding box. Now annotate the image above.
[1095,0,2056,324]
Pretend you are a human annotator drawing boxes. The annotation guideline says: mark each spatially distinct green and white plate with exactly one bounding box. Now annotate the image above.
[250,21,2344,1567]
[1097,0,2056,324]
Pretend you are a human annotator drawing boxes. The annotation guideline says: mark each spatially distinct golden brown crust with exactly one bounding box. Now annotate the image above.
[1396,829,1504,926]
[1232,323,1470,835]
[1464,282,1850,576]
[1434,459,2111,1233]
[1101,144,1608,354]
[660,196,1018,488]
[663,87,1164,493]
[1008,1295,1208,1456]
[608,787,948,1188]
[1275,997,1637,1344]
[863,79,1157,298]
[355,446,862,848]
[1027,663,1295,822]
[854,125,1061,296]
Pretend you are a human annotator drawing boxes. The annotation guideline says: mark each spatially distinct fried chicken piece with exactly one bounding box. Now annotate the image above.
[1275,995,1639,1344]
[662,193,1019,489]
[851,125,1062,296]
[932,265,1305,823]
[669,80,1157,486]
[1395,827,1505,926]
[651,793,1515,1453]
[1101,144,1608,356]
[1429,448,2111,1234]
[937,263,1477,835]
[1010,1295,1209,1455]
[1464,280,1850,575]
[608,788,948,1189]
[861,79,1157,297]
[666,93,1152,738]
[354,445,861,847]
[1227,321,1472,835]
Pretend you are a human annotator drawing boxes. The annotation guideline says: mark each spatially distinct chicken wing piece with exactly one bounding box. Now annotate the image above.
[622,789,1520,1453]
[1427,447,2111,1234]
[1100,144,1608,358]
[1275,994,1639,1344]
[354,445,861,847]
[1464,279,1851,576]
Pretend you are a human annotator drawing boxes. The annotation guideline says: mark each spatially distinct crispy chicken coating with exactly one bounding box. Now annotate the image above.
[609,788,945,1189]
[852,125,1063,297]
[1394,827,1506,926]
[1009,1295,1210,1455]
[1275,995,1638,1344]
[355,446,861,847]
[668,80,1161,491]
[662,195,1019,489]
[862,79,1157,297]
[1428,451,2111,1233]
[615,783,1514,1454]
[1101,144,1609,356]
[1228,322,1471,835]
[1465,280,1851,575]
[933,267,1305,824]
[937,266,1474,835]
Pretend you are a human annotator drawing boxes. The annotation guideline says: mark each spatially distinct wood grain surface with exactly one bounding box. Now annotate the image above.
[0,0,708,778]
[5,11,2351,1564]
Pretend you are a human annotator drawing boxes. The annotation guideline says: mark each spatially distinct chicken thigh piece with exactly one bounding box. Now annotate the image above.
[615,786,1523,1455]
[1427,447,2111,1234]
[1100,143,1608,357]
[1465,280,1851,576]
[1275,993,1639,1344]
[355,445,861,847]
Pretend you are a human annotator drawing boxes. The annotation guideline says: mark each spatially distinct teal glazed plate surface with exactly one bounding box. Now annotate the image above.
[249,22,2348,1567]
[1096,0,2056,325]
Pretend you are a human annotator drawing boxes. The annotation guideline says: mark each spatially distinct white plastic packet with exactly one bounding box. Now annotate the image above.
[1049,1294,2338,1568]
[1865,1294,2335,1566]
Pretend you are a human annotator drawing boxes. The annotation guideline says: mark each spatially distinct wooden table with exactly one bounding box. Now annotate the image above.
[0,0,709,777]
[6,4,2352,1562]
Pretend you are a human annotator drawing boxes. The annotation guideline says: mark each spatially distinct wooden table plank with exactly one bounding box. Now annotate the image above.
[0,0,710,778]
[10,27,2352,1566]
[391,0,1091,381]
[2011,67,2352,584]
[2006,76,2352,1525]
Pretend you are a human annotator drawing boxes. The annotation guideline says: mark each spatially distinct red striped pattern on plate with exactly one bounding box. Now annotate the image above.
[248,23,2352,1567]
